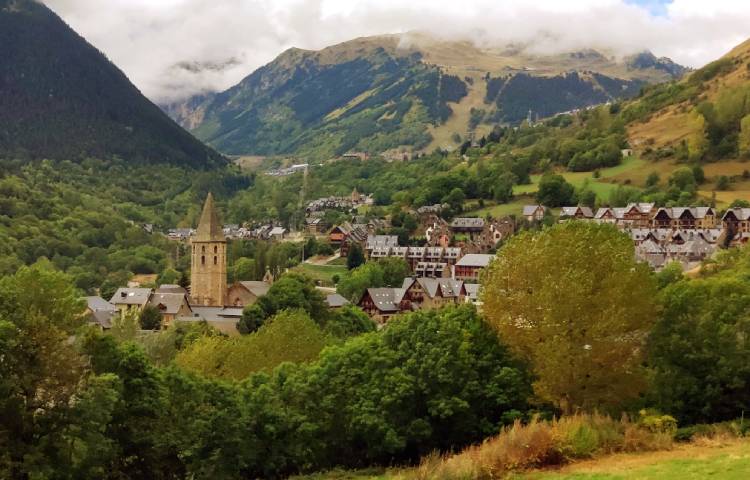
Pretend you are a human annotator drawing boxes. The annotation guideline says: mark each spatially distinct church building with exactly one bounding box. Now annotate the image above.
[190,193,228,306]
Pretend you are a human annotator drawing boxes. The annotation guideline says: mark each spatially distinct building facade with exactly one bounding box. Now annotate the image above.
[190,193,227,306]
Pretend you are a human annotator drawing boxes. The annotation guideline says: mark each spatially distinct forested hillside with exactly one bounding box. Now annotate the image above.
[165,34,686,158]
[0,0,224,168]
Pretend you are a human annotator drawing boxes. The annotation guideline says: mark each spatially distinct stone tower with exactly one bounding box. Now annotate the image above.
[190,193,226,306]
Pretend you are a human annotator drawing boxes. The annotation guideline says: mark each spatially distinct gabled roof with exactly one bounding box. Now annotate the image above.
[560,206,594,218]
[269,226,286,235]
[156,284,187,294]
[366,235,399,249]
[721,208,750,221]
[523,205,546,216]
[86,296,115,312]
[326,293,350,308]
[450,217,485,229]
[455,253,494,268]
[237,281,271,297]
[194,193,225,242]
[110,288,152,306]
[364,288,407,312]
[149,293,191,315]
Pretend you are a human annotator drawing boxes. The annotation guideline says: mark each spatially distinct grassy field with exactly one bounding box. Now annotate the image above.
[294,262,347,286]
[292,439,750,480]
[524,439,750,480]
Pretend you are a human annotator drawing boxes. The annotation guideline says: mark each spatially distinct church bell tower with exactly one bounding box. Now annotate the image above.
[190,193,227,306]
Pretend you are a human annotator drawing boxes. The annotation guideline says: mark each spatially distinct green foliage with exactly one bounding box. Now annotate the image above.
[176,309,329,380]
[483,222,657,413]
[536,173,576,207]
[648,257,750,424]
[346,243,365,270]
[138,305,163,330]
[238,272,328,334]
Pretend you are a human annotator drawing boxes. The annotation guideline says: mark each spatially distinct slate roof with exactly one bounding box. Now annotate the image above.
[722,208,750,221]
[455,254,494,268]
[560,206,594,218]
[464,283,481,300]
[148,293,190,315]
[239,281,271,297]
[156,284,187,294]
[326,293,350,308]
[86,296,116,329]
[269,227,286,236]
[450,217,485,229]
[365,288,407,312]
[110,288,152,306]
[366,235,399,249]
[523,205,546,216]
[415,277,464,299]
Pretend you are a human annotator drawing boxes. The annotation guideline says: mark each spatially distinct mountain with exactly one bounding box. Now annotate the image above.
[0,0,224,168]
[626,37,750,161]
[164,33,687,159]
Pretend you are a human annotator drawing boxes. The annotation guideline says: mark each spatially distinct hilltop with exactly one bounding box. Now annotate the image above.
[0,0,224,168]
[163,33,686,158]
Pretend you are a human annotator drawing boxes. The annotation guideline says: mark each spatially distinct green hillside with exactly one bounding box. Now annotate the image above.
[166,35,686,158]
[0,0,224,168]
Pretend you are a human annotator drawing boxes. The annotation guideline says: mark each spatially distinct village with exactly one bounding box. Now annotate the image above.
[85,190,750,337]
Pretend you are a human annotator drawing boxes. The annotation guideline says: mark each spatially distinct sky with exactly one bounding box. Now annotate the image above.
[43,0,750,103]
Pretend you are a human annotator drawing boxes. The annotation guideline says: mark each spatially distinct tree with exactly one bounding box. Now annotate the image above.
[377,257,410,287]
[536,173,576,207]
[232,257,255,282]
[139,305,162,330]
[482,222,656,413]
[237,273,328,334]
[324,305,376,338]
[337,262,385,303]
[686,108,708,161]
[346,243,365,270]
[177,309,328,380]
[157,267,180,285]
[645,172,660,189]
[649,273,750,424]
[716,175,730,190]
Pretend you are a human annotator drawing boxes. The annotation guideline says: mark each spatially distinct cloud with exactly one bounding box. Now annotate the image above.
[43,0,750,103]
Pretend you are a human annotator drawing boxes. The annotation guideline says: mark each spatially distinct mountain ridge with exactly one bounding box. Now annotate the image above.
[163,33,687,158]
[0,0,225,168]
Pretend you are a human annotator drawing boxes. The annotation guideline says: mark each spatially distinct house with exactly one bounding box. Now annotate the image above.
[358,288,411,323]
[177,306,244,336]
[721,208,750,234]
[464,283,482,309]
[305,217,326,234]
[402,277,466,310]
[621,148,634,157]
[109,287,152,315]
[325,293,350,309]
[523,205,547,222]
[329,222,368,255]
[453,254,494,282]
[622,203,656,228]
[226,281,271,307]
[450,217,485,237]
[85,296,116,330]
[148,292,192,327]
[652,207,716,229]
[269,226,287,241]
[559,206,594,221]
[365,235,399,257]
[414,261,450,278]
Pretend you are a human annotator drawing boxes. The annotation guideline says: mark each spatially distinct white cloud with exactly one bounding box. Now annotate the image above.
[43,0,750,103]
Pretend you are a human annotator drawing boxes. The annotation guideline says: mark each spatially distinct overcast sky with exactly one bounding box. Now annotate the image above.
[44,0,750,103]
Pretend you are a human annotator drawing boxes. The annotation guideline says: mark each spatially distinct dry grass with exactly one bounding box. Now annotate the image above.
[408,414,674,480]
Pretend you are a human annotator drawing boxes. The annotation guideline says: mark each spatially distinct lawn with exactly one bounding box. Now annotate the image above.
[294,262,348,286]
[524,439,750,480]
[512,157,646,197]
[292,439,750,480]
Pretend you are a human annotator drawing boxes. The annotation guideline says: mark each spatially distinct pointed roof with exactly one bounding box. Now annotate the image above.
[194,193,225,242]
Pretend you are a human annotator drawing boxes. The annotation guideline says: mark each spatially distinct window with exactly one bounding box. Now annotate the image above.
[201,255,205,265]
[201,246,205,253]
[214,245,218,254]
[214,256,217,265]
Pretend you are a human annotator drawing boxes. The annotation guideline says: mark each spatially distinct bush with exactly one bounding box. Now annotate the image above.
[412,414,674,480]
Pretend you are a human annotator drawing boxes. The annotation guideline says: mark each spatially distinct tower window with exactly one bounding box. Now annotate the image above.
[201,255,205,265]
[214,245,218,253]
[201,246,205,253]
[214,256,217,265]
